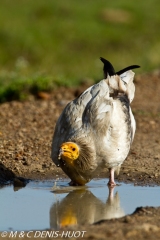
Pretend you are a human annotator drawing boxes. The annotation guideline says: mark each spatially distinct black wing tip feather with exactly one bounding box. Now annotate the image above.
[116,65,140,75]
[100,57,140,76]
[99,57,116,77]
[99,57,113,66]
[100,57,107,63]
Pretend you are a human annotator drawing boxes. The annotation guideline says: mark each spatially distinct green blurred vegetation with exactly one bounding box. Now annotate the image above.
[0,0,160,102]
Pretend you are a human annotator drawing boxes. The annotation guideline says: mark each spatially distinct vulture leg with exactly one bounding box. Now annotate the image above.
[108,168,116,187]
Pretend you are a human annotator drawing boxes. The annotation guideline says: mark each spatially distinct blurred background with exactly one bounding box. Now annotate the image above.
[0,0,160,102]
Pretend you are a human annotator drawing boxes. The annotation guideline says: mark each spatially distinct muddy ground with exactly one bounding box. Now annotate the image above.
[0,72,160,239]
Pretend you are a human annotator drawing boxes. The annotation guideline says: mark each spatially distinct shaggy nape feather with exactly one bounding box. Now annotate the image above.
[70,138,97,172]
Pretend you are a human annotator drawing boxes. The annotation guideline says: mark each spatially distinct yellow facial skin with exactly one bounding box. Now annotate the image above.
[58,142,79,164]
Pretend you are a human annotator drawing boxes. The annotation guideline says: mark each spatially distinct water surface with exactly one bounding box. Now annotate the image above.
[1,179,160,231]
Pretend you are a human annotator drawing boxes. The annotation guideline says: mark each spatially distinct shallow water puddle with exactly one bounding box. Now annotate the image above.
[1,179,160,231]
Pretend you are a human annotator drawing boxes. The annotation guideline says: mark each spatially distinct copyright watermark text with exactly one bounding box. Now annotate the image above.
[1,230,86,238]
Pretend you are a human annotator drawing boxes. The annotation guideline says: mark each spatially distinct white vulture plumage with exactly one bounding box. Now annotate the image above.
[51,58,140,187]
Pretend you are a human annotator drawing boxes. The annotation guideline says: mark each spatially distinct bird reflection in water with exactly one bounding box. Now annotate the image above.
[50,187,125,228]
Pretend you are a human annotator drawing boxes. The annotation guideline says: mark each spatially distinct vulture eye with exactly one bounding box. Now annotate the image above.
[72,148,76,151]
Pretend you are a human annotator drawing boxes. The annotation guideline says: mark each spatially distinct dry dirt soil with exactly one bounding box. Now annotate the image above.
[0,72,160,239]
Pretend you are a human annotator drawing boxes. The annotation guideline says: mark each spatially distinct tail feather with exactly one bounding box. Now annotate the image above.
[106,70,136,103]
